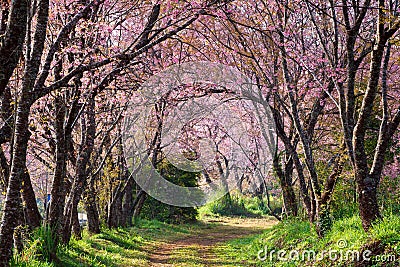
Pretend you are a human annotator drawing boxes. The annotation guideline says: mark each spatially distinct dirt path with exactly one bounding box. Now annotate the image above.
[148,217,277,267]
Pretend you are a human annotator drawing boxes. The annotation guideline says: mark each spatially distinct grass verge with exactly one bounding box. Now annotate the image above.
[213,214,400,266]
[12,219,209,267]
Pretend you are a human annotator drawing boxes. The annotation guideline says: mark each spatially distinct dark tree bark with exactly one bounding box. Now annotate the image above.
[352,1,400,230]
[21,168,42,228]
[0,86,13,145]
[105,155,142,228]
[316,152,345,236]
[353,18,387,232]
[121,180,134,227]
[107,139,128,229]
[84,182,100,234]
[0,8,9,35]
[0,0,49,262]
[71,205,81,239]
[273,152,298,217]
[0,0,28,97]
[0,146,9,192]
[133,192,147,218]
[0,86,12,193]
[0,84,41,230]
[272,106,313,220]
[337,0,373,167]
[0,93,32,265]
[13,196,26,254]
[47,95,69,253]
[108,193,123,228]
[62,95,95,243]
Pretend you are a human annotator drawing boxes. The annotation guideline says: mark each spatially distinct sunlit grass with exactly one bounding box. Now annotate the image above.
[168,245,203,267]
[198,191,281,218]
[13,219,209,267]
[213,214,400,267]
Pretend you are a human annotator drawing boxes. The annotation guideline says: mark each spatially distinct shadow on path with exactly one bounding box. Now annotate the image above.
[148,216,277,267]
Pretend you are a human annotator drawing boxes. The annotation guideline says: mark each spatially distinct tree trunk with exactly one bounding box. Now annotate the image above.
[62,96,95,243]
[350,2,400,231]
[13,201,26,255]
[0,9,9,36]
[62,196,76,243]
[0,86,13,145]
[21,168,42,228]
[309,180,317,222]
[133,192,147,218]
[281,185,298,217]
[0,0,49,260]
[71,205,81,239]
[216,158,231,202]
[108,193,123,228]
[0,94,31,265]
[316,153,345,236]
[47,94,69,257]
[273,153,298,217]
[0,146,10,192]
[84,194,100,234]
[357,174,381,231]
[84,180,100,234]
[0,0,28,96]
[353,41,385,230]
[121,178,134,227]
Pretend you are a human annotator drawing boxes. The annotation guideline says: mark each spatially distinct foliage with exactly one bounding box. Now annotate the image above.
[379,175,400,215]
[97,156,121,222]
[330,178,358,220]
[140,162,199,224]
[199,191,280,218]
[12,225,56,266]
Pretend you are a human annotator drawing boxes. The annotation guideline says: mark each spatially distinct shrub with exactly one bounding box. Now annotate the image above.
[12,225,56,266]
[200,191,279,217]
[140,161,199,224]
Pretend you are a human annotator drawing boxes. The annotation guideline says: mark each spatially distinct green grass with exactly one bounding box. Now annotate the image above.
[198,191,281,218]
[213,214,400,267]
[168,244,203,266]
[13,219,210,267]
[14,212,400,267]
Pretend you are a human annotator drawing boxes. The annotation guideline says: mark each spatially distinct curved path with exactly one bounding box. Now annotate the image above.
[148,217,277,266]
